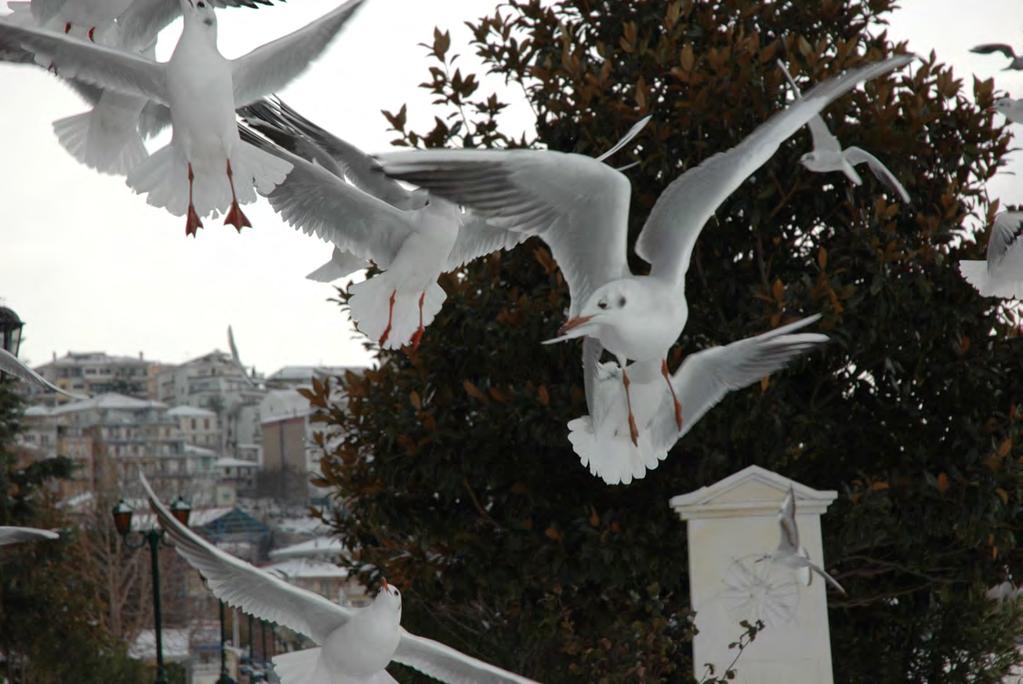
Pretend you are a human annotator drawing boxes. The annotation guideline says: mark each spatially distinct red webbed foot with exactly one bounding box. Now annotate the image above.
[224,201,251,232]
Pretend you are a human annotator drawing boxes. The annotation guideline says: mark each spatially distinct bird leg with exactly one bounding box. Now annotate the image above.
[409,292,426,351]
[661,358,683,430]
[64,22,71,33]
[622,368,639,447]
[223,159,251,232]
[185,163,204,237]
[378,290,397,347]
[87,27,96,42]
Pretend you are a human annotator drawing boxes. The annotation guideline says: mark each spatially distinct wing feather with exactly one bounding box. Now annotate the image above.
[393,631,538,684]
[140,473,350,642]
[843,146,910,203]
[636,55,913,286]
[0,348,88,399]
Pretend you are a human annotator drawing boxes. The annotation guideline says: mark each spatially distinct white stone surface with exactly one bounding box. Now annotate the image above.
[671,465,838,683]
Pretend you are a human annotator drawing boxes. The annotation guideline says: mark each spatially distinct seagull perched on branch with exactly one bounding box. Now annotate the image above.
[758,486,846,595]
[971,43,1023,71]
[239,98,649,351]
[379,56,911,447]
[140,473,538,683]
[959,211,1023,298]
[777,60,910,204]
[0,0,366,236]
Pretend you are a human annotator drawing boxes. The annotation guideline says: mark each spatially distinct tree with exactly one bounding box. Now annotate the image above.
[309,1,1023,681]
[0,380,150,683]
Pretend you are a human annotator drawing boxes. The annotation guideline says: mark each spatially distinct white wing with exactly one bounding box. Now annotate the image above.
[806,560,847,595]
[393,631,538,684]
[307,246,367,282]
[843,147,910,203]
[378,149,632,315]
[226,325,257,388]
[776,60,841,153]
[983,211,1023,268]
[230,0,365,107]
[241,98,421,210]
[0,526,59,546]
[778,487,799,554]
[443,210,529,271]
[636,55,913,286]
[0,20,166,101]
[140,473,351,642]
[0,348,88,399]
[649,315,828,451]
[593,114,652,162]
[240,126,414,268]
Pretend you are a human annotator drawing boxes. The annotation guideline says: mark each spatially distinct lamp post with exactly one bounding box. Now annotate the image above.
[217,600,236,684]
[112,493,192,684]
[0,306,24,358]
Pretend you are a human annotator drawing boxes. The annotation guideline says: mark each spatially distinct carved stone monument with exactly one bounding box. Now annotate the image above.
[670,465,838,683]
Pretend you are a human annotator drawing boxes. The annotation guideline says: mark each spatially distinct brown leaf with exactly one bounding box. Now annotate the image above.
[409,391,422,410]
[771,278,785,302]
[817,246,828,270]
[589,507,600,527]
[871,480,890,492]
[463,380,487,402]
[996,487,1009,505]
[545,525,562,542]
[537,385,550,406]
[936,472,950,493]
[998,437,1013,458]
[680,43,695,72]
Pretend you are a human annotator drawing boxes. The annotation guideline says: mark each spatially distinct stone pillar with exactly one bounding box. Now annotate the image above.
[670,465,838,683]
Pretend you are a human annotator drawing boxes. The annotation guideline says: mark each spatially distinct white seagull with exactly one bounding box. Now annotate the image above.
[991,97,1023,125]
[1,0,283,175]
[226,324,258,387]
[0,347,88,399]
[0,526,60,546]
[971,44,1023,71]
[758,486,846,595]
[778,60,910,204]
[958,211,1023,298]
[239,98,650,350]
[139,473,538,684]
[0,0,366,236]
[569,316,827,485]
[379,56,912,444]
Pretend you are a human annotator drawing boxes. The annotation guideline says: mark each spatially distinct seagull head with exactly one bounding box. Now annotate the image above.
[547,280,641,344]
[990,98,1014,116]
[180,0,218,29]
[798,151,818,169]
[378,578,402,612]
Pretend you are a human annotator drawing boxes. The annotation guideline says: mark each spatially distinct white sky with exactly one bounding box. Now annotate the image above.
[0,0,1020,374]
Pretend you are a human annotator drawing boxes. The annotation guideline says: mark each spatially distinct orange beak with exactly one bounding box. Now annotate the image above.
[557,314,594,337]
[382,578,389,589]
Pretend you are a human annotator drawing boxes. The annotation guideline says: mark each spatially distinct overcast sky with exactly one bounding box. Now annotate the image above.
[0,0,1020,375]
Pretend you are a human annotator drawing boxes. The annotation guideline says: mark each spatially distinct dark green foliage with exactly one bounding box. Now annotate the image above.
[309,1,1023,681]
[0,381,148,683]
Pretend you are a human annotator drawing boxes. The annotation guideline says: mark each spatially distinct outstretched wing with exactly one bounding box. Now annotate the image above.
[378,149,632,315]
[778,487,799,553]
[239,125,414,268]
[984,211,1023,268]
[970,43,1018,58]
[394,631,538,684]
[241,98,421,209]
[843,146,910,203]
[776,60,841,153]
[636,55,913,287]
[116,0,282,51]
[0,526,59,546]
[231,0,364,107]
[0,21,166,101]
[140,473,350,643]
[594,115,652,162]
[0,348,88,400]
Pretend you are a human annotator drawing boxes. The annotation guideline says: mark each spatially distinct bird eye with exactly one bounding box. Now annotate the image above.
[197,1,205,6]
[597,301,608,310]
[618,296,626,307]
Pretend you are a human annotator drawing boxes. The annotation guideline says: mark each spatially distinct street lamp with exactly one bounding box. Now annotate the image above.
[112,493,192,684]
[217,600,236,684]
[0,306,24,357]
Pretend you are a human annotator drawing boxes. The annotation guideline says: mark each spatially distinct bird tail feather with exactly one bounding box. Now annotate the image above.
[272,647,325,683]
[53,105,148,176]
[567,415,668,485]
[959,260,1023,298]
[307,248,366,282]
[126,140,292,218]
[348,276,445,350]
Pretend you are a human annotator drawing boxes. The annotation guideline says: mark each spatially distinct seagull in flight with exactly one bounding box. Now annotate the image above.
[958,211,1023,299]
[239,98,650,350]
[778,60,910,204]
[0,0,366,236]
[991,97,1023,125]
[0,347,88,399]
[1,0,284,175]
[379,55,912,445]
[569,316,827,484]
[140,473,538,683]
[0,526,59,546]
[758,486,846,595]
[971,43,1023,71]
